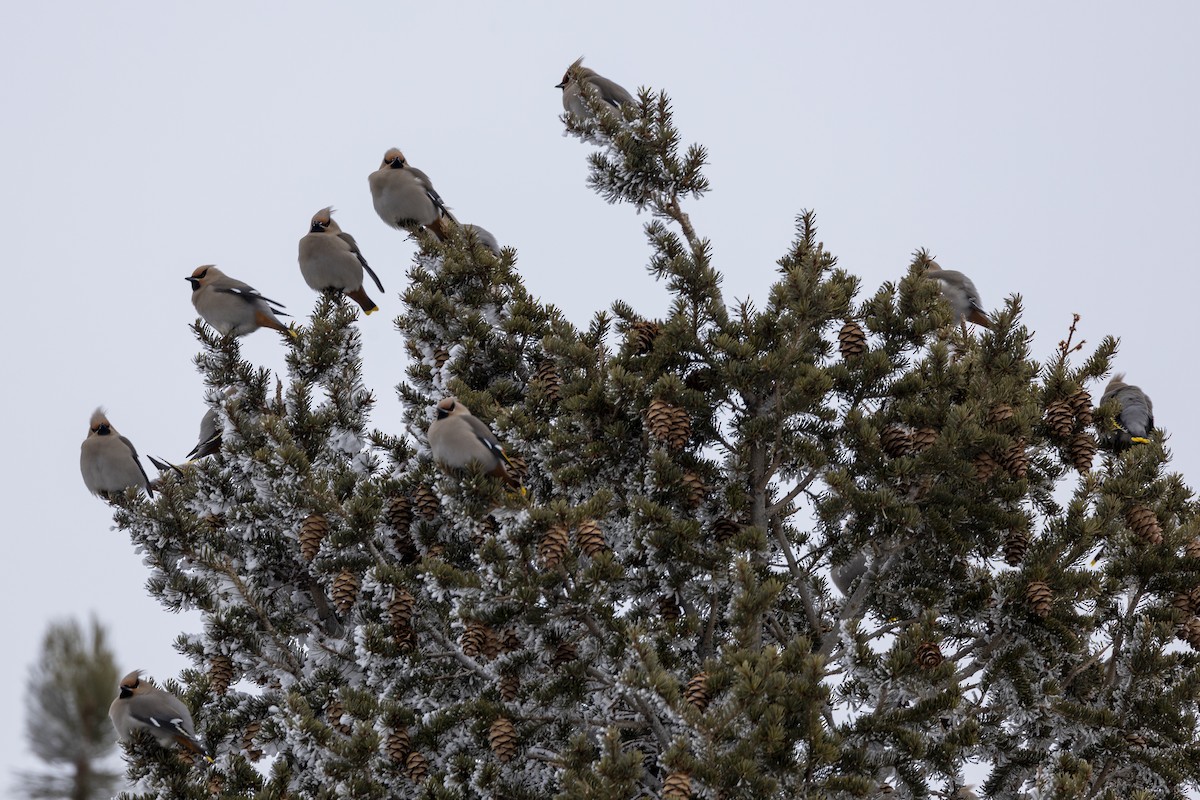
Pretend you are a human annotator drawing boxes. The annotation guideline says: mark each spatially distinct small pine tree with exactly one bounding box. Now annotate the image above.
[15,618,120,800]
[104,77,1200,799]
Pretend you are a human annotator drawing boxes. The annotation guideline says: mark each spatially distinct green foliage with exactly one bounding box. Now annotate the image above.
[103,78,1200,800]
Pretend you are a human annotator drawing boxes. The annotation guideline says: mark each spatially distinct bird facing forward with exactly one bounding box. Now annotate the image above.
[80,408,153,498]
[298,207,386,315]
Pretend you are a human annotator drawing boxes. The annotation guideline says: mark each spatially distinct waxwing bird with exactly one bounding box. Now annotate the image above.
[428,397,520,487]
[186,265,293,338]
[556,56,634,119]
[924,261,992,329]
[464,224,500,256]
[80,408,153,498]
[830,552,868,597]
[1100,373,1154,451]
[298,207,386,315]
[368,148,455,240]
[109,669,211,762]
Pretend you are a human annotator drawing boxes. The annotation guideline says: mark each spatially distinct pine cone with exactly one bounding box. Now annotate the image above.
[663,770,693,800]
[629,320,662,354]
[881,425,913,458]
[533,360,562,404]
[659,594,682,624]
[412,483,440,519]
[1044,399,1075,440]
[1171,590,1198,619]
[681,471,707,508]
[916,641,944,669]
[551,640,578,668]
[1180,617,1200,650]
[838,319,867,359]
[332,569,360,614]
[404,750,429,783]
[575,518,609,557]
[242,720,263,761]
[461,621,499,660]
[711,517,740,543]
[501,628,523,653]
[386,727,411,764]
[1124,732,1147,749]
[1126,504,1163,546]
[505,453,529,486]
[389,587,416,629]
[499,672,520,702]
[910,426,939,453]
[326,698,352,735]
[647,399,691,450]
[1068,432,1097,472]
[1069,388,1094,426]
[987,404,1015,427]
[1001,437,1029,479]
[973,451,999,482]
[433,347,450,370]
[299,513,329,561]
[202,513,226,535]
[488,717,518,762]
[208,654,234,696]
[1026,580,1054,618]
[384,495,413,532]
[539,524,570,568]
[685,672,710,711]
[1004,525,1031,566]
[1187,538,1200,560]
[393,622,417,652]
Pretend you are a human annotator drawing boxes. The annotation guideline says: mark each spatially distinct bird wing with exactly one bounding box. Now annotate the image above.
[590,75,634,106]
[338,231,385,293]
[214,285,289,315]
[463,415,511,466]
[407,166,457,223]
[120,435,154,496]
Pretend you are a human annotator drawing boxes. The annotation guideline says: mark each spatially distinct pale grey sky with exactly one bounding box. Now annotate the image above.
[2,0,1197,783]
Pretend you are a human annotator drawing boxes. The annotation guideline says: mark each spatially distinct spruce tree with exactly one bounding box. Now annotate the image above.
[105,78,1200,799]
[16,618,120,800]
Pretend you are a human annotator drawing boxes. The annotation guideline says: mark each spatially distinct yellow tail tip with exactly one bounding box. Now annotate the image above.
[1131,436,1150,444]
[366,306,378,315]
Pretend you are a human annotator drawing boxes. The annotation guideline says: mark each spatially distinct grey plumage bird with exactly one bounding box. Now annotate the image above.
[924,261,992,329]
[109,669,210,761]
[428,397,520,487]
[80,408,153,498]
[1100,373,1154,451]
[298,207,385,314]
[186,265,293,338]
[464,224,500,255]
[368,148,454,240]
[556,56,634,118]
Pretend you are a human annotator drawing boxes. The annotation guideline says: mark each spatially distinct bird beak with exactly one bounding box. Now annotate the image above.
[185,277,199,289]
[555,80,567,89]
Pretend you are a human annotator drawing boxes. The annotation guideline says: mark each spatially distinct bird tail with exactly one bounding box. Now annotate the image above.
[346,287,379,315]
[175,732,214,764]
[967,308,993,329]
[147,455,185,476]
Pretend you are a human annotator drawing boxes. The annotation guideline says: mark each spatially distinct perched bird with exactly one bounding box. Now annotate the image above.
[428,397,520,487]
[109,669,211,761]
[464,224,500,256]
[298,207,386,315]
[368,148,454,240]
[80,408,153,498]
[556,56,634,118]
[830,552,868,596]
[186,265,292,338]
[1100,373,1154,451]
[924,261,992,329]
